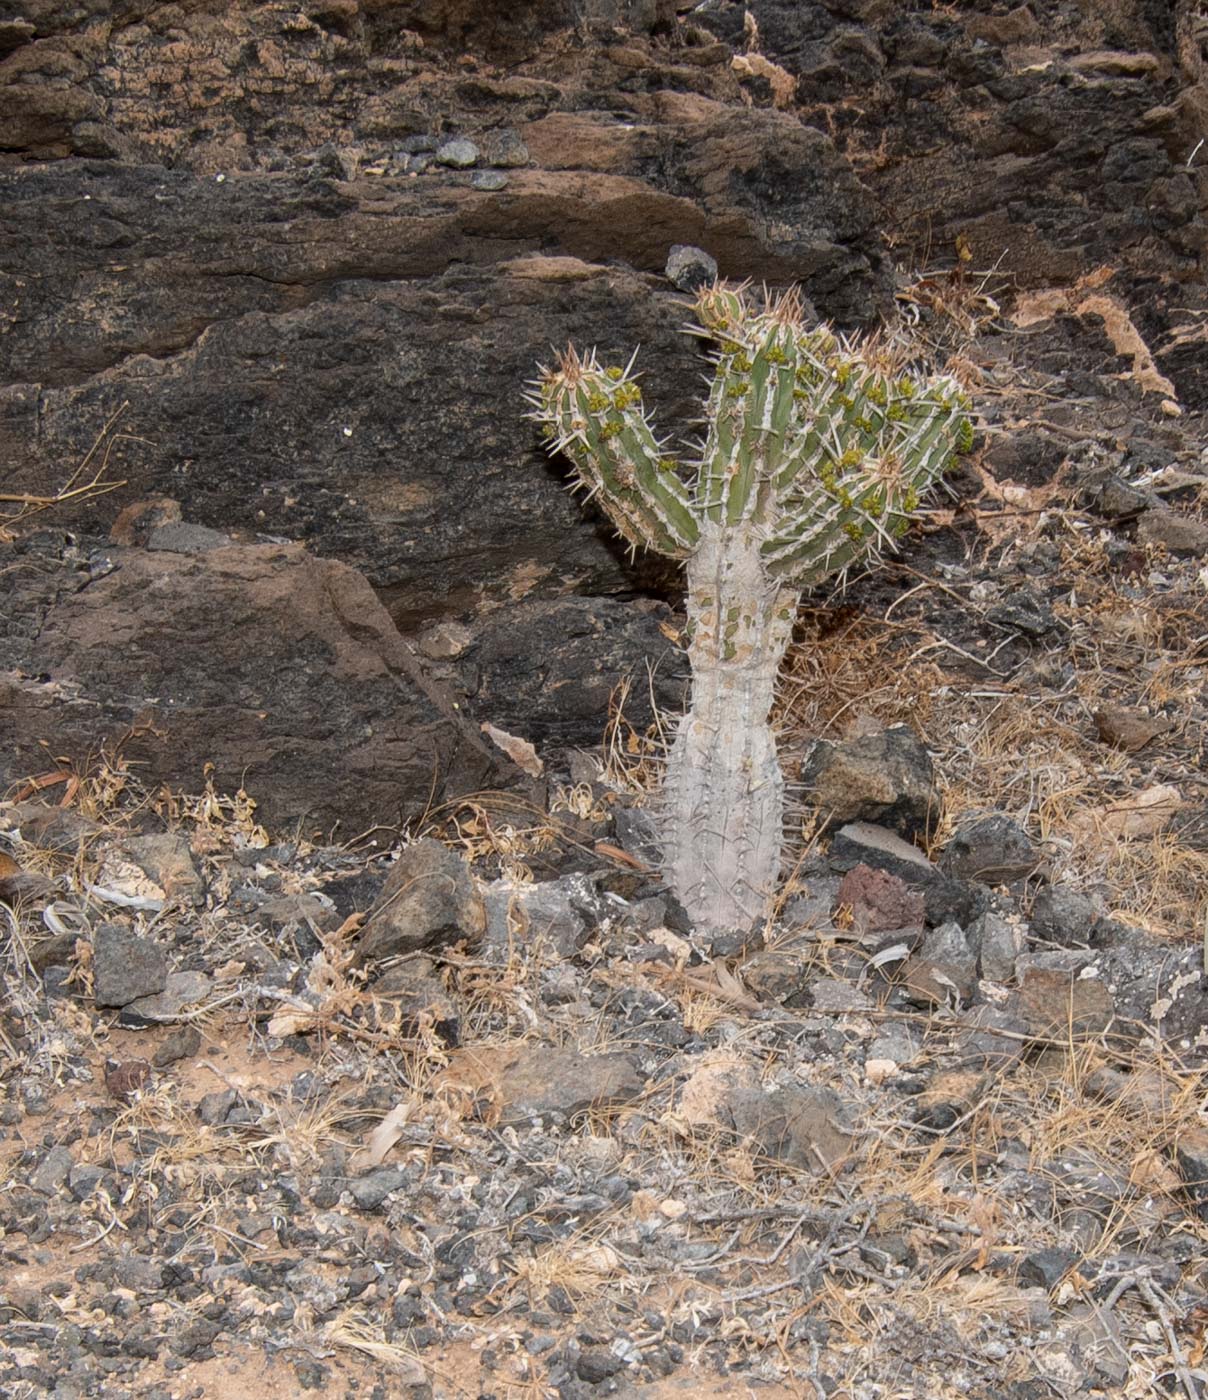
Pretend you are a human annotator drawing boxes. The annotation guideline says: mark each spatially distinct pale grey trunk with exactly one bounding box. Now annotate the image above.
[661,524,797,930]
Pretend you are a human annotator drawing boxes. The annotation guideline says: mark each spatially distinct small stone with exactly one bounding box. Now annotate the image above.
[482,128,531,167]
[398,133,437,154]
[968,909,1026,983]
[665,244,718,293]
[727,1085,855,1172]
[830,822,984,925]
[171,1319,222,1358]
[1013,952,1113,1036]
[470,170,509,191]
[951,1004,1026,1071]
[105,1058,153,1102]
[31,1144,74,1194]
[1137,505,1208,555]
[1030,886,1098,945]
[357,839,485,964]
[92,925,168,1008]
[482,872,610,960]
[612,807,662,869]
[115,1256,165,1294]
[1060,1302,1130,1387]
[577,1346,626,1382]
[1017,1245,1079,1290]
[940,813,1038,884]
[67,1163,107,1200]
[901,920,977,1006]
[1091,475,1152,520]
[1173,1128,1208,1220]
[801,725,936,838]
[122,970,213,1025]
[196,1089,238,1126]
[867,1025,920,1068]
[153,1025,203,1067]
[350,1167,408,1211]
[434,137,479,168]
[741,950,805,1003]
[835,863,925,936]
[1093,704,1170,752]
[808,978,874,1014]
[987,589,1056,637]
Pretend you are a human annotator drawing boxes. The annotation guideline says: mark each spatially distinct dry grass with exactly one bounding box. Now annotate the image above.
[0,402,132,540]
[771,505,1208,941]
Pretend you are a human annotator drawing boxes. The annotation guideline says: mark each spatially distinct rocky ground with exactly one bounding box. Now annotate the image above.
[4,2,1208,1398]
[3,301,1208,1394]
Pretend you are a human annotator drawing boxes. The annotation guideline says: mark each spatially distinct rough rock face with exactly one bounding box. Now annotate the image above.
[0,532,509,834]
[697,0,1208,404]
[3,0,1206,828]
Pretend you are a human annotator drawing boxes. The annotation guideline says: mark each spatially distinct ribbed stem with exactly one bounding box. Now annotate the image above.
[661,525,796,929]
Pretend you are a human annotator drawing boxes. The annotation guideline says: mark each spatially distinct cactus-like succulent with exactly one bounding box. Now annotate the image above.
[528,283,974,931]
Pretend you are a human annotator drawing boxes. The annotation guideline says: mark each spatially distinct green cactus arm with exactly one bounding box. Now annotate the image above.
[761,386,971,583]
[530,348,700,558]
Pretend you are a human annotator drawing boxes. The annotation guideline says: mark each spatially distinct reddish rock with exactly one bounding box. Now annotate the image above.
[835,863,925,937]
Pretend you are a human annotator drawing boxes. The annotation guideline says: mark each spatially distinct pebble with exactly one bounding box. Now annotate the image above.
[435,138,479,168]
[31,1144,74,1194]
[483,128,530,167]
[350,1167,408,1210]
[470,170,509,191]
[92,924,168,1008]
[665,244,718,292]
[153,1024,203,1066]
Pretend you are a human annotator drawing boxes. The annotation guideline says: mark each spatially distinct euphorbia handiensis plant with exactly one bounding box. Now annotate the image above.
[529,283,974,931]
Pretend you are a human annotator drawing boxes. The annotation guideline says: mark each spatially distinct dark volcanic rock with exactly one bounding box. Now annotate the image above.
[1030,886,1099,946]
[460,597,685,746]
[0,128,886,610]
[357,838,486,963]
[92,925,168,1009]
[828,822,985,926]
[800,725,936,838]
[0,538,507,836]
[727,1084,855,1172]
[940,813,1039,884]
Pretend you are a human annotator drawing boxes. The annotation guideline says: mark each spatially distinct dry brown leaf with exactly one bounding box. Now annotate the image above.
[266,1008,317,1038]
[480,722,543,777]
[352,1101,413,1171]
[593,840,651,871]
[1070,783,1181,839]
